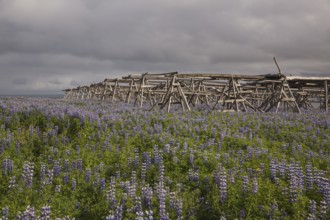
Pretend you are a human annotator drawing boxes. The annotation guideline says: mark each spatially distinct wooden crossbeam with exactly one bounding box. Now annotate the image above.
[62,72,330,113]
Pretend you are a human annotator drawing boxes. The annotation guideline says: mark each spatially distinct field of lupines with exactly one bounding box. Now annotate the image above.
[0,97,329,219]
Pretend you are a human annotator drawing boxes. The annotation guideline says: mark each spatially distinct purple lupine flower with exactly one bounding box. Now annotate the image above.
[3,158,13,176]
[306,163,313,190]
[64,159,70,172]
[164,144,170,155]
[308,200,317,217]
[307,213,317,220]
[5,130,12,148]
[39,163,46,181]
[247,168,253,178]
[85,168,91,183]
[71,178,76,191]
[320,177,330,208]
[100,178,106,191]
[47,155,53,165]
[159,159,165,182]
[40,205,51,220]
[116,171,120,179]
[71,161,77,170]
[63,173,69,185]
[77,159,83,173]
[279,160,286,178]
[17,205,36,220]
[314,169,325,194]
[319,200,328,218]
[141,162,146,182]
[169,192,183,219]
[127,157,133,168]
[247,146,253,161]
[106,212,115,220]
[142,184,153,209]
[53,161,61,176]
[242,175,249,193]
[294,164,304,191]
[143,152,152,169]
[115,205,123,220]
[106,177,117,209]
[153,145,159,165]
[129,171,137,198]
[134,197,144,219]
[145,210,154,220]
[252,178,258,194]
[270,159,277,181]
[22,161,34,188]
[2,158,8,176]
[159,188,168,220]
[0,140,4,155]
[9,176,16,189]
[169,192,176,210]
[65,150,71,157]
[44,169,53,185]
[219,170,227,203]
[223,153,229,164]
[176,198,183,220]
[134,154,140,168]
[213,171,220,186]
[289,166,298,203]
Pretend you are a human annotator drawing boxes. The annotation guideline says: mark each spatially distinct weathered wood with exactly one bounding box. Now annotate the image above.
[63,72,330,113]
[177,73,265,80]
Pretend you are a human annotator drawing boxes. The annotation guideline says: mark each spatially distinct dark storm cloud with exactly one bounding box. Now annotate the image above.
[0,0,329,94]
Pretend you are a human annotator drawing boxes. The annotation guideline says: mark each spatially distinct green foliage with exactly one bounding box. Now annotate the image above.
[0,98,329,219]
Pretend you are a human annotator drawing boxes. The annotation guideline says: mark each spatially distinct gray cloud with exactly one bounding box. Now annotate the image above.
[12,77,27,85]
[0,0,329,94]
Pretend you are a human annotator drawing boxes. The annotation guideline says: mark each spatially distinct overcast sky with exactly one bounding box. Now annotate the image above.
[0,0,329,94]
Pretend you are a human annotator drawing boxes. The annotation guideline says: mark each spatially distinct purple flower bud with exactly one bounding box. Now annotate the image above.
[142,184,153,209]
[63,173,69,185]
[77,159,83,173]
[219,171,227,203]
[53,161,61,176]
[100,178,106,191]
[9,176,16,189]
[305,163,313,190]
[40,205,51,220]
[22,161,34,188]
[71,178,76,191]
[242,175,249,193]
